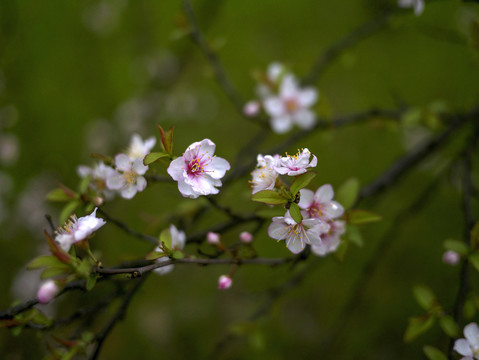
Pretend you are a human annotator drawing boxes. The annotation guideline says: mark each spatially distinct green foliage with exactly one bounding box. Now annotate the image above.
[289,202,303,223]
[469,251,479,272]
[336,178,360,210]
[347,209,382,225]
[290,171,316,195]
[413,285,436,310]
[438,316,459,338]
[251,190,288,205]
[443,238,469,256]
[143,152,169,165]
[404,316,435,342]
[346,224,363,247]
[423,346,447,360]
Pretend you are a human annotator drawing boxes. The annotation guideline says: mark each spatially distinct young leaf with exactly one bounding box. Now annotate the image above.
[336,178,360,210]
[27,255,64,270]
[290,171,316,196]
[469,251,479,272]
[439,315,459,337]
[41,266,70,279]
[86,274,98,291]
[145,251,166,261]
[159,228,172,250]
[46,188,72,202]
[289,203,303,224]
[347,224,363,247]
[59,200,81,225]
[443,238,469,256]
[172,251,184,260]
[334,239,349,262]
[348,209,381,225]
[144,152,169,166]
[404,316,435,342]
[413,285,436,310]
[251,190,288,205]
[423,345,447,360]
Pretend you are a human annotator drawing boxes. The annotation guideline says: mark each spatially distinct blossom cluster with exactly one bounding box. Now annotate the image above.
[244,62,318,134]
[78,134,155,200]
[250,148,345,255]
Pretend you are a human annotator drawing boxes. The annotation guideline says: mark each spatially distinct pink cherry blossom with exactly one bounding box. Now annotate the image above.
[167,139,230,199]
[274,148,317,176]
[311,220,345,256]
[268,210,329,254]
[243,100,260,117]
[207,232,221,245]
[442,250,460,266]
[55,207,106,252]
[298,184,344,220]
[106,154,148,199]
[218,275,232,290]
[239,231,253,243]
[250,154,281,194]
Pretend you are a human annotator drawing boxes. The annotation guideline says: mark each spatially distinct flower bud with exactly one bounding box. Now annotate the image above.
[37,280,60,304]
[239,231,253,243]
[207,232,221,245]
[218,275,232,290]
[243,101,260,117]
[442,250,460,266]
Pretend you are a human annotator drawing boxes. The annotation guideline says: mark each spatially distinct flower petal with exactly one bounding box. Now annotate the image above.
[465,323,479,349]
[280,75,299,99]
[121,184,137,199]
[177,179,198,199]
[286,234,305,254]
[267,219,288,240]
[298,189,315,209]
[264,97,285,117]
[270,115,293,134]
[167,157,186,181]
[106,173,125,190]
[454,339,473,357]
[297,88,318,107]
[323,201,344,219]
[207,156,230,179]
[315,184,334,203]
[132,158,148,175]
[136,176,147,192]
[115,154,132,172]
[293,109,316,129]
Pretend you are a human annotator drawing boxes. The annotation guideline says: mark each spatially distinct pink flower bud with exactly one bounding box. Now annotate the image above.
[243,101,260,117]
[207,232,221,245]
[37,280,60,304]
[442,250,460,266]
[239,231,253,243]
[218,275,232,290]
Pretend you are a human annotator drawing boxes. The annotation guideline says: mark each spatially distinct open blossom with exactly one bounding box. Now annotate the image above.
[126,133,156,160]
[250,154,281,194]
[268,210,329,254]
[106,154,148,199]
[55,208,106,252]
[37,280,60,304]
[275,148,317,176]
[298,184,344,220]
[398,0,424,16]
[256,62,287,98]
[218,275,233,290]
[77,162,116,200]
[454,322,479,359]
[263,74,318,133]
[311,220,345,256]
[167,139,230,199]
[154,225,186,276]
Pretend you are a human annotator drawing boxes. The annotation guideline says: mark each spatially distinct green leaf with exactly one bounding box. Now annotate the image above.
[27,255,64,270]
[76,258,92,278]
[143,152,169,165]
[290,171,316,196]
[423,345,448,360]
[347,224,363,247]
[404,316,435,342]
[145,251,166,261]
[336,178,360,210]
[172,251,184,259]
[251,190,288,205]
[413,285,436,310]
[78,175,91,194]
[289,203,303,224]
[159,228,172,250]
[348,209,381,225]
[469,251,479,272]
[41,266,70,279]
[463,298,476,319]
[46,188,72,202]
[439,315,459,337]
[443,238,469,256]
[86,274,98,291]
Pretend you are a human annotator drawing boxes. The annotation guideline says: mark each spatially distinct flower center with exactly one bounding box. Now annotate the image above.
[187,159,204,177]
[56,215,78,235]
[285,98,299,113]
[123,171,138,185]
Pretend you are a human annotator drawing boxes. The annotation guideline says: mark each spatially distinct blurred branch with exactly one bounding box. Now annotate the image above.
[358,107,479,200]
[97,208,158,245]
[90,275,148,360]
[303,10,393,85]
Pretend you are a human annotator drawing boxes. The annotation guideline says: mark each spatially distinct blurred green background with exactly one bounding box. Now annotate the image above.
[1,0,479,359]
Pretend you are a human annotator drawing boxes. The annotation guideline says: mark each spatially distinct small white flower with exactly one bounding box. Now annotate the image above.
[126,133,156,161]
[167,139,230,199]
[243,100,260,117]
[454,322,479,359]
[37,280,60,304]
[154,225,186,276]
[77,162,116,200]
[106,154,148,199]
[250,154,281,194]
[256,62,287,98]
[55,208,106,252]
[268,210,329,254]
[263,74,318,133]
[398,0,424,16]
[442,250,460,266]
[311,220,345,256]
[298,184,344,220]
[218,275,233,290]
[274,148,317,176]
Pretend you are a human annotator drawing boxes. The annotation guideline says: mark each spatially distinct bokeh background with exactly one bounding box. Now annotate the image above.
[1,0,479,359]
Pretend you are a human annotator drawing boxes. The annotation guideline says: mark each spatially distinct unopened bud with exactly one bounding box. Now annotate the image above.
[243,101,260,117]
[218,275,232,290]
[239,231,253,243]
[207,232,221,245]
[442,250,460,266]
[37,280,60,304]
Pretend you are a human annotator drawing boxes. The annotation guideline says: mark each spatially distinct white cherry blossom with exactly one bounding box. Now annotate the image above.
[106,154,148,199]
[268,210,329,254]
[77,162,116,200]
[311,220,345,256]
[454,322,479,360]
[298,184,344,220]
[167,139,230,199]
[154,225,186,276]
[126,133,156,160]
[55,208,106,252]
[250,154,281,194]
[398,0,424,16]
[274,148,317,176]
